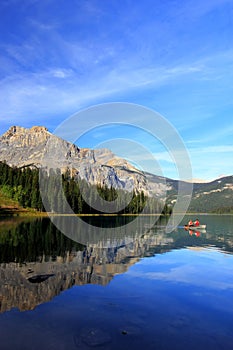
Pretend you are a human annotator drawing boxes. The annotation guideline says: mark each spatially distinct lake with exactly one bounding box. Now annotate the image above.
[0,214,233,350]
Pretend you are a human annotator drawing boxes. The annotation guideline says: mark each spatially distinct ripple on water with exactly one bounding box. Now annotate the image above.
[74,328,112,347]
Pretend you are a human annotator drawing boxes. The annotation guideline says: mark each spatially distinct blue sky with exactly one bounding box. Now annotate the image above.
[0,0,232,181]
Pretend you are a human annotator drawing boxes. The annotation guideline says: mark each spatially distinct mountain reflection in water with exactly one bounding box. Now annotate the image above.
[0,215,233,313]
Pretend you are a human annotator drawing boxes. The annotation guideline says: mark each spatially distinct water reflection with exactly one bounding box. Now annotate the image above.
[0,215,233,313]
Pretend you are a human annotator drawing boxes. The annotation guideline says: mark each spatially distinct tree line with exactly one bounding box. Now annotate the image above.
[0,161,43,211]
[0,161,171,215]
[0,218,83,263]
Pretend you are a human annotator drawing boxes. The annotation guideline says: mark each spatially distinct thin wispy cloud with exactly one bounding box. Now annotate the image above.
[128,249,233,290]
[0,0,232,180]
[0,58,214,120]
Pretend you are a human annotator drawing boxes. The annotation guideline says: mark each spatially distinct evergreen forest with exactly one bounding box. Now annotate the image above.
[0,162,170,215]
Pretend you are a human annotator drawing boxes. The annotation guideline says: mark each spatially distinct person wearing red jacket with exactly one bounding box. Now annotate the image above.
[188,219,194,226]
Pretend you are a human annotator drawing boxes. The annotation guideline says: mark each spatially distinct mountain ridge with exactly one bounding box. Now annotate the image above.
[0,125,169,198]
[0,125,232,212]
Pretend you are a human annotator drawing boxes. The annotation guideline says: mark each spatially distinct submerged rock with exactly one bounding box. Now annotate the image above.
[74,328,112,347]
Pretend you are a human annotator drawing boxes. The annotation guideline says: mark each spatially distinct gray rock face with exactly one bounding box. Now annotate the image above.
[0,126,169,197]
[2,126,231,211]
[0,125,51,167]
[0,230,173,313]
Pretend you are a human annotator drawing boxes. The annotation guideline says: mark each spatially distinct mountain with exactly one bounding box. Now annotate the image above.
[0,125,232,212]
[189,176,233,212]
[0,125,169,199]
[161,174,233,212]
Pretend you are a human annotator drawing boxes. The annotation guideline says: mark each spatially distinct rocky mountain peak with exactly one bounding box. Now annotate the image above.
[3,125,48,137]
[0,125,169,197]
[0,126,53,168]
[1,125,50,147]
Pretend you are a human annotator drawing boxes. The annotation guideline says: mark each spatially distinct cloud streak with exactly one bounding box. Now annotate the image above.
[0,0,232,180]
[0,57,216,121]
[128,248,233,290]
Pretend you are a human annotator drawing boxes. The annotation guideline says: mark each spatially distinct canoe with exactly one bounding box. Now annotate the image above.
[184,224,206,230]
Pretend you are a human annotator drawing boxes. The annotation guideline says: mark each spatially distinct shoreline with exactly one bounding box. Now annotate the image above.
[0,209,233,218]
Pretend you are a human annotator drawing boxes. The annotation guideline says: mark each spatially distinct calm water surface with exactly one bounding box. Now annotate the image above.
[0,214,233,350]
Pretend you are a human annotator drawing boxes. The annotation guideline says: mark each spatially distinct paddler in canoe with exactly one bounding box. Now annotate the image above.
[188,219,194,226]
[184,219,194,230]
[185,218,200,228]
[185,218,206,230]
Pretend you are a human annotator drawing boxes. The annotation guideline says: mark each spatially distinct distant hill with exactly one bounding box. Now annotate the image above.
[162,175,233,213]
[143,172,233,213]
[189,176,233,213]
